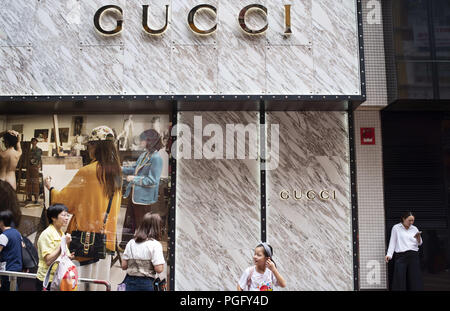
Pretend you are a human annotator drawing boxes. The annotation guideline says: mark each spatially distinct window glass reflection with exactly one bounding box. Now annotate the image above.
[438,62,450,99]
[0,114,172,291]
[433,0,450,59]
[393,0,431,60]
[397,61,434,99]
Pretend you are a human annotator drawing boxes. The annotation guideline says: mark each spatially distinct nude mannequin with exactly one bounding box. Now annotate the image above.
[0,130,22,190]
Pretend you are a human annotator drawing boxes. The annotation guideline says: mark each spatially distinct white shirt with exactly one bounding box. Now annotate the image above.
[123,239,165,263]
[123,239,165,278]
[386,223,423,258]
[238,266,279,291]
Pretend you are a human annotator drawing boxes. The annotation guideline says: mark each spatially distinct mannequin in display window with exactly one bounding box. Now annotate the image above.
[117,115,134,151]
[120,129,163,250]
[0,131,22,190]
[25,138,42,204]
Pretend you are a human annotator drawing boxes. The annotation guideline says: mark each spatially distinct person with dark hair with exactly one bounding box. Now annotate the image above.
[0,180,21,228]
[0,130,22,190]
[386,211,423,291]
[0,210,22,291]
[237,243,286,291]
[120,129,164,249]
[44,125,122,291]
[25,137,42,204]
[121,213,165,291]
[36,204,73,291]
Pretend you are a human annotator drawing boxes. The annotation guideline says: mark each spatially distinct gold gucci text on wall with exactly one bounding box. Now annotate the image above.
[280,190,337,201]
[93,3,292,36]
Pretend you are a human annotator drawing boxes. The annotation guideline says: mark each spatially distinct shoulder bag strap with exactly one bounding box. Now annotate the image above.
[101,196,114,233]
[247,266,255,291]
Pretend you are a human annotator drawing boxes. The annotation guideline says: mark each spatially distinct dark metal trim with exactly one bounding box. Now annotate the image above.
[169,102,177,291]
[260,102,267,243]
[357,0,367,101]
[1,0,366,104]
[348,109,360,291]
[0,94,366,101]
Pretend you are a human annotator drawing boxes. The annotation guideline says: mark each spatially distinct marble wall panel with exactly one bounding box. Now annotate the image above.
[0,46,35,95]
[175,200,221,290]
[32,0,80,45]
[218,43,266,95]
[0,0,36,46]
[266,0,312,46]
[266,45,314,94]
[77,45,124,95]
[266,111,353,290]
[176,111,260,291]
[123,43,171,95]
[170,45,217,94]
[312,0,360,95]
[0,0,362,96]
[31,44,81,95]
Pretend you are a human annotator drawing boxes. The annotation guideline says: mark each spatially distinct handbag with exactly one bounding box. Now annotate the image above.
[21,235,38,271]
[69,197,113,259]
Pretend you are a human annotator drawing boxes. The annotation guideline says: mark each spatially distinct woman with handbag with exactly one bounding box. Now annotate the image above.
[119,129,163,250]
[44,126,122,291]
[121,212,165,291]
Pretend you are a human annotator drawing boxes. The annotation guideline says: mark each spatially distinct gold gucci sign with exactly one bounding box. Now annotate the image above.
[94,3,292,36]
[280,190,337,201]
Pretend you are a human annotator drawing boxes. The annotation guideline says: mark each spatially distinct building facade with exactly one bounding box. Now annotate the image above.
[1,0,447,291]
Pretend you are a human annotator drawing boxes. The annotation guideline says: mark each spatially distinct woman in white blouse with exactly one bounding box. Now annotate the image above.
[385,211,423,291]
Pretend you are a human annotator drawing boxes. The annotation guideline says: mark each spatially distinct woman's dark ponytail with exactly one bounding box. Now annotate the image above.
[400,211,414,222]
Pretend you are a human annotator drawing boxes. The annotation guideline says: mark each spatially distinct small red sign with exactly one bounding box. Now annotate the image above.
[360,128,375,145]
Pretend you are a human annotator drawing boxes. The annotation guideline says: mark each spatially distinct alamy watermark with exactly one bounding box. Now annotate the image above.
[170,116,280,170]
[366,0,382,25]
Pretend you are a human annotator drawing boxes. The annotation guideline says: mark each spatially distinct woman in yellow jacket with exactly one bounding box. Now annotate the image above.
[44,126,122,291]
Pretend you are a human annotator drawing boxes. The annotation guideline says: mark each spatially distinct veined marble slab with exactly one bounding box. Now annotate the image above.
[0,0,361,96]
[266,111,353,290]
[175,111,260,291]
[0,0,36,46]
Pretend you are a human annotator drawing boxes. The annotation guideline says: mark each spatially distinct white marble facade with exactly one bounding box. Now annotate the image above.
[175,111,260,290]
[175,111,353,290]
[266,111,353,290]
[0,0,361,96]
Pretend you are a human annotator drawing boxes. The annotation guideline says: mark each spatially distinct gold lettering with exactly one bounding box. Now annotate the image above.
[142,5,169,35]
[187,4,217,35]
[93,5,123,36]
[238,4,268,35]
[284,5,292,35]
[319,190,329,200]
[280,190,289,200]
[293,190,302,200]
[306,190,316,200]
